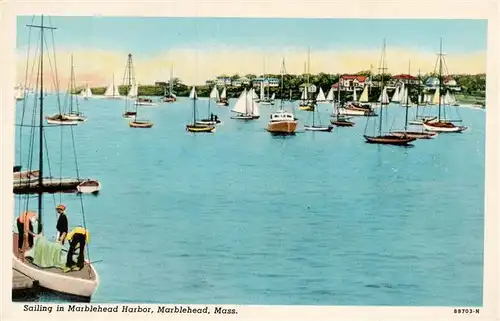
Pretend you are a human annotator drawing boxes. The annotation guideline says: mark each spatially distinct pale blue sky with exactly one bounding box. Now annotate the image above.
[16,16,487,55]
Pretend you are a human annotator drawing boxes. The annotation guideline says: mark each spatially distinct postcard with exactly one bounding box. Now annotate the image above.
[1,0,498,320]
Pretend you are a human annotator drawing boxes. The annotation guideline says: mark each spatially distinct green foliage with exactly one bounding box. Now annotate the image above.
[85,73,486,100]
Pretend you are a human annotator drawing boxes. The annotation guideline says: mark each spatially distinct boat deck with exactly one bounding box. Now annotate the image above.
[13,177,86,194]
[13,233,96,281]
[12,268,37,290]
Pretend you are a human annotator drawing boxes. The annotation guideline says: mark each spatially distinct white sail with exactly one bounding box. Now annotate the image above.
[260,82,265,100]
[316,87,326,102]
[220,87,227,99]
[189,86,197,100]
[209,85,220,100]
[247,89,260,116]
[252,89,259,100]
[449,92,457,104]
[15,85,25,100]
[85,86,92,98]
[128,84,138,98]
[271,93,275,100]
[378,86,390,104]
[400,87,408,104]
[432,87,440,105]
[397,83,405,102]
[104,83,115,97]
[359,85,369,103]
[391,86,400,102]
[443,91,452,105]
[418,94,422,104]
[231,89,248,114]
[326,88,334,101]
[353,87,358,102]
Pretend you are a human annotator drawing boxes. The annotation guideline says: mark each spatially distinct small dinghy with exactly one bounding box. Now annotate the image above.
[76,179,101,194]
[186,124,216,133]
[304,125,334,132]
[129,120,154,128]
[135,97,157,107]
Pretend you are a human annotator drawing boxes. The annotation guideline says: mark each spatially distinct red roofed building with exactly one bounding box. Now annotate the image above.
[392,74,420,85]
[336,75,368,91]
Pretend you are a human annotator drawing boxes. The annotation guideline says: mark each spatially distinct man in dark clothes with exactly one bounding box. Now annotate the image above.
[16,211,38,251]
[55,204,69,245]
[63,226,90,272]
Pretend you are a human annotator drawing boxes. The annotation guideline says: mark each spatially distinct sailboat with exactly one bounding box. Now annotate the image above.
[298,48,316,112]
[267,58,298,135]
[135,85,158,107]
[409,70,437,125]
[122,54,137,119]
[390,62,437,139]
[230,88,260,120]
[121,54,153,127]
[304,60,333,132]
[46,55,84,125]
[326,87,334,103]
[338,84,376,117]
[216,87,229,106]
[163,63,177,103]
[391,85,401,104]
[363,40,416,146]
[102,73,122,100]
[186,87,216,132]
[422,39,467,133]
[316,87,327,103]
[331,78,354,127]
[196,85,221,126]
[13,15,99,301]
[79,84,93,101]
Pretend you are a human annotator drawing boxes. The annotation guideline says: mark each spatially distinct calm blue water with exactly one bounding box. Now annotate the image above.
[13,94,485,306]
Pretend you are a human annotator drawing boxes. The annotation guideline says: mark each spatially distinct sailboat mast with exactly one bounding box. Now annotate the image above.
[193,88,196,123]
[27,15,56,233]
[280,58,285,109]
[378,39,387,136]
[70,54,74,113]
[337,74,341,119]
[38,16,45,233]
[438,38,443,121]
[404,61,410,132]
[416,69,421,117]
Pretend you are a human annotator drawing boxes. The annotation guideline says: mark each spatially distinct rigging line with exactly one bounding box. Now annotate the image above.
[48,17,63,113]
[69,125,91,268]
[42,30,61,115]
[43,130,57,209]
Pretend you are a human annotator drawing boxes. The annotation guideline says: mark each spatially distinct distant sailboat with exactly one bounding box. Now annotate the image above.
[230,88,260,120]
[186,87,215,133]
[46,55,83,125]
[217,87,229,106]
[79,84,92,100]
[124,54,153,128]
[163,63,177,103]
[422,39,467,133]
[104,73,122,100]
[298,48,316,112]
[326,88,334,103]
[338,84,376,117]
[331,75,355,127]
[316,87,326,103]
[196,85,221,126]
[390,62,437,139]
[363,39,416,146]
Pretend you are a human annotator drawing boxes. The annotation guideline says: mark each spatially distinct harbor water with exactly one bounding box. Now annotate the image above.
[13,95,485,306]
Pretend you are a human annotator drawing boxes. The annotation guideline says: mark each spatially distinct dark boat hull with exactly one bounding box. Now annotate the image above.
[364,135,416,145]
[331,119,355,127]
[391,131,437,139]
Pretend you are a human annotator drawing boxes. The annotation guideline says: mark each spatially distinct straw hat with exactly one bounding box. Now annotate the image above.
[56,204,66,211]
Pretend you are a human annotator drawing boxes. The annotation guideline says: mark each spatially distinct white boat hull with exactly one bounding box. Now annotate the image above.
[12,254,99,298]
[135,102,158,107]
[62,114,87,122]
[46,119,79,125]
[422,122,467,133]
[304,125,334,132]
[77,180,101,194]
[338,108,366,116]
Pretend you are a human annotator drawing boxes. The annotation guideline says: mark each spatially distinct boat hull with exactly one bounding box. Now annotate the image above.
[231,115,255,120]
[391,131,438,139]
[77,180,101,194]
[299,105,315,111]
[217,101,229,107]
[62,114,87,122]
[12,233,99,299]
[123,112,137,119]
[196,120,221,126]
[267,120,298,134]
[364,135,416,145]
[330,119,355,127]
[135,102,158,107]
[422,121,467,133]
[186,124,216,133]
[304,125,334,132]
[45,117,79,126]
[338,108,376,117]
[129,121,153,128]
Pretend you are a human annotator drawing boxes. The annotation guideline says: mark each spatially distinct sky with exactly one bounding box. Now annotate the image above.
[15,16,487,87]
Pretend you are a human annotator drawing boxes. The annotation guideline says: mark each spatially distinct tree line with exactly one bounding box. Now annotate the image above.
[84,72,486,101]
